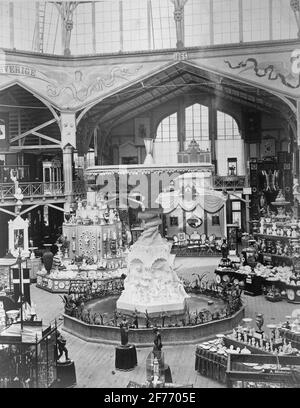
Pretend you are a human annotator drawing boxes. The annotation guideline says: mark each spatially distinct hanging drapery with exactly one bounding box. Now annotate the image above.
[156,187,227,214]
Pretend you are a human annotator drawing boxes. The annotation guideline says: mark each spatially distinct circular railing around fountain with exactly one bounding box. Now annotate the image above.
[62,275,245,344]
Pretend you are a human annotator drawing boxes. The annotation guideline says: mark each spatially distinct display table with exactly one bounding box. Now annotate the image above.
[115,345,137,371]
[279,328,300,350]
[226,353,300,388]
[56,360,77,388]
[244,274,264,296]
[215,268,276,296]
[36,269,125,293]
[254,233,294,267]
[195,335,284,385]
[215,268,264,296]
[285,284,300,304]
[195,346,227,384]
[214,268,240,283]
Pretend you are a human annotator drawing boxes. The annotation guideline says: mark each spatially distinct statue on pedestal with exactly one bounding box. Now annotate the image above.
[119,316,129,347]
[56,330,70,362]
[221,239,229,260]
[152,327,163,358]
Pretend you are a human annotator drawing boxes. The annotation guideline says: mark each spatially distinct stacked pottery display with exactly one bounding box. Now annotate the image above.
[285,259,300,304]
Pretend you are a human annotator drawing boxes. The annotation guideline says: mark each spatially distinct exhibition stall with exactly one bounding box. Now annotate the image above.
[195,315,300,388]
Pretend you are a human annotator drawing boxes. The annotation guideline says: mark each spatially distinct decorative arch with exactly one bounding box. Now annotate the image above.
[0,80,61,124]
[0,81,61,148]
[216,110,242,140]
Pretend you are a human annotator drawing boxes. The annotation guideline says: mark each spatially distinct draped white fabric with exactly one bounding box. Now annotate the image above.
[156,187,227,214]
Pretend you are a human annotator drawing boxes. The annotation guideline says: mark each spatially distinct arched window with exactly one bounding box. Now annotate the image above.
[154,113,178,164]
[185,104,209,142]
[217,111,241,140]
[216,111,244,177]
[156,113,178,143]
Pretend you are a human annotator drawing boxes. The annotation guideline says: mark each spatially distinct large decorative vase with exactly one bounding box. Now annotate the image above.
[43,244,54,274]
[255,313,264,334]
[117,210,189,316]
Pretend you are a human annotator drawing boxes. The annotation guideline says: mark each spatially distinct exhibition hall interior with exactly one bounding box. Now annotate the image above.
[1,0,300,389]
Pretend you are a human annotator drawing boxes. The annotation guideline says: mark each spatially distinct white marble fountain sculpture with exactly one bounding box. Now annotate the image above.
[117,211,189,316]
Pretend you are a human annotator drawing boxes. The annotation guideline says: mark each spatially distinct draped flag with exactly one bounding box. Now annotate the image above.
[12,267,31,305]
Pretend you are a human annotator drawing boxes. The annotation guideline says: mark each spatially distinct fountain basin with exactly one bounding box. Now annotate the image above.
[81,293,227,324]
[63,305,245,346]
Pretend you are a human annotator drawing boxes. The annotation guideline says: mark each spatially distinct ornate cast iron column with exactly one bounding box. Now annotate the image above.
[54,1,79,55]
[171,0,188,49]
[291,0,300,38]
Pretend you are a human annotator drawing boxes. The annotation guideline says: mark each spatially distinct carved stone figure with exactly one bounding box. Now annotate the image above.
[119,316,129,347]
[56,330,70,361]
[152,327,163,358]
[117,210,188,316]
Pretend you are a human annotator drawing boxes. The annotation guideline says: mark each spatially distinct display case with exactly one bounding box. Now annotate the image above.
[146,352,165,387]
[226,353,300,388]
[0,322,58,388]
[64,222,123,260]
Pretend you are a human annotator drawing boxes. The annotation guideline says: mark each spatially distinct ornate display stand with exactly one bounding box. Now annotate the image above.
[36,200,128,293]
[249,191,300,302]
[36,269,125,293]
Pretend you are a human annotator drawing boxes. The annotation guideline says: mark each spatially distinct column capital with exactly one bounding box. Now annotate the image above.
[60,111,76,149]
[63,143,74,153]
[171,0,188,49]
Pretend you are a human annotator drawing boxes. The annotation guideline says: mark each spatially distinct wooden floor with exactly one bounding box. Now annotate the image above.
[30,256,299,388]
[66,336,223,388]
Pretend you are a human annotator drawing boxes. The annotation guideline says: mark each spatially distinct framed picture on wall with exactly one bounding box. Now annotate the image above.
[261,138,275,158]
[187,216,203,229]
[212,215,220,226]
[170,216,178,226]
[135,117,150,145]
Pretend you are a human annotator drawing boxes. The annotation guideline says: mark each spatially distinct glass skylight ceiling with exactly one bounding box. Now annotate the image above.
[0,0,297,55]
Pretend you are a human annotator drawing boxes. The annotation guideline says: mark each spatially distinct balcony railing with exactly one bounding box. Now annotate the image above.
[0,176,245,202]
[213,176,246,190]
[0,180,88,202]
[0,181,65,200]
[72,180,87,197]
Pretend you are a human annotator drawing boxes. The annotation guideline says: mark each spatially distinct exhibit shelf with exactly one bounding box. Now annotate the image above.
[254,233,295,241]
[262,253,292,260]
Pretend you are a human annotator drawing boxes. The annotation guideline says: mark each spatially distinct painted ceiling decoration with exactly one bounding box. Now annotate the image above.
[224,57,300,89]
[46,65,144,103]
